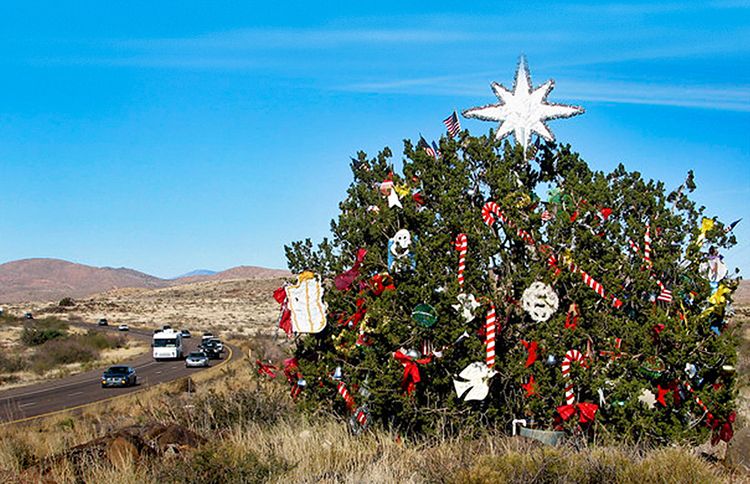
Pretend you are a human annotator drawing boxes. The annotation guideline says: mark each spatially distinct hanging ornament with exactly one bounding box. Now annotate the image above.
[521,282,559,322]
[564,303,579,330]
[638,389,657,409]
[656,385,670,407]
[453,362,497,401]
[485,302,498,368]
[285,272,327,334]
[561,349,585,405]
[256,360,277,378]
[452,293,481,322]
[388,229,415,272]
[461,56,584,153]
[273,285,293,337]
[455,233,468,288]
[411,303,438,328]
[640,356,666,379]
[393,348,432,395]
[349,405,370,435]
[545,354,558,366]
[699,247,728,284]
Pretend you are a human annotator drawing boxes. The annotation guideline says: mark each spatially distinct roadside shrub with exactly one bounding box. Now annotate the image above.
[0,353,28,373]
[20,318,69,346]
[80,330,125,350]
[58,297,76,307]
[31,339,96,373]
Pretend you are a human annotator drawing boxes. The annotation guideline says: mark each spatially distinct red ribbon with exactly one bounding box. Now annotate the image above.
[273,286,293,337]
[556,402,599,423]
[393,349,432,395]
[520,340,538,368]
[656,384,670,407]
[334,248,367,291]
[339,297,367,330]
[256,360,277,378]
[708,412,736,445]
[565,303,579,330]
[370,273,395,296]
[522,374,536,397]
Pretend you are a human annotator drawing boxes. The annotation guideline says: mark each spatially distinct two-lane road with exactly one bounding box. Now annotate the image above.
[0,323,232,424]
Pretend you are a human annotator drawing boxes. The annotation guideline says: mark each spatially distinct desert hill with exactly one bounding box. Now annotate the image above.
[0,258,290,303]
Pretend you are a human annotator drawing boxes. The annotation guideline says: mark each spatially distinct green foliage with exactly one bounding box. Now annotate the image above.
[58,297,76,307]
[20,318,69,346]
[285,131,740,444]
[30,330,124,374]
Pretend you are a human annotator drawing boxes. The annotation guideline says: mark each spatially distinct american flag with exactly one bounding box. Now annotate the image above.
[418,136,440,159]
[443,110,461,137]
[656,280,673,303]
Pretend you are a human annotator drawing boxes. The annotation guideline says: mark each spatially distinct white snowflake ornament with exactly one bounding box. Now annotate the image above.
[462,57,584,152]
[521,281,559,322]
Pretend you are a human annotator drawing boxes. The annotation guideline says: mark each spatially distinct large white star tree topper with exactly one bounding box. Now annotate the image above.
[462,57,584,152]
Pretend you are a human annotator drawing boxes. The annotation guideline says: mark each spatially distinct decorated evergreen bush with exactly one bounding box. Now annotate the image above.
[274,60,740,445]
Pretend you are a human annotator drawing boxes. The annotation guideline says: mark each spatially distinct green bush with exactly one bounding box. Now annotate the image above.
[20,318,69,346]
[0,353,28,373]
[58,297,76,307]
[31,339,96,373]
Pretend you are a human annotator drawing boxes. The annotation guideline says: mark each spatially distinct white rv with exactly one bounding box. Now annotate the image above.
[152,329,184,360]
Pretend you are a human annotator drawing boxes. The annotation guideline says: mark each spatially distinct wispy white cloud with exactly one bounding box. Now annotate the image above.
[343,75,750,112]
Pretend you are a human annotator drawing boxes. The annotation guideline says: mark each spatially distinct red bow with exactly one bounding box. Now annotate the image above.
[370,273,395,296]
[334,248,367,291]
[283,358,304,400]
[339,297,366,330]
[520,340,538,368]
[708,412,736,445]
[393,349,432,395]
[522,374,536,397]
[256,360,277,378]
[656,384,670,407]
[412,192,425,206]
[557,402,599,423]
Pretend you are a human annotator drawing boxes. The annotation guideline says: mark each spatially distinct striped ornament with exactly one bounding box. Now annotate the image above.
[337,381,357,412]
[644,224,653,269]
[485,303,497,368]
[481,201,536,246]
[455,233,468,288]
[561,349,585,405]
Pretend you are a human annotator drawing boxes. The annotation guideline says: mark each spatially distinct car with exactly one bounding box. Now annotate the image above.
[118,324,129,331]
[180,329,191,338]
[97,318,109,326]
[199,341,223,359]
[101,365,137,387]
[207,338,224,352]
[24,312,33,320]
[201,332,214,343]
[185,351,209,368]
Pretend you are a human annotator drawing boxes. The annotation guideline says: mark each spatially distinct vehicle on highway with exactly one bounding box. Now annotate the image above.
[207,338,224,352]
[201,332,214,343]
[24,312,33,320]
[101,365,137,387]
[97,318,108,326]
[180,329,191,338]
[118,323,129,331]
[162,324,172,330]
[185,351,209,368]
[198,340,223,359]
[152,328,184,360]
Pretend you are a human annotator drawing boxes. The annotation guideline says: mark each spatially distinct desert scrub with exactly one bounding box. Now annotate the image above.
[20,317,69,346]
[0,352,28,373]
[31,331,125,374]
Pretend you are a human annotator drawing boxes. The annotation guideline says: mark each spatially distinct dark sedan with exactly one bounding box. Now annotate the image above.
[101,365,137,388]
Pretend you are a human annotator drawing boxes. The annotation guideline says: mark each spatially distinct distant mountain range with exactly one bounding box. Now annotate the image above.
[0,258,290,303]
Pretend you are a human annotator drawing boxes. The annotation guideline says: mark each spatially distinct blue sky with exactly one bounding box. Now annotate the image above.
[0,1,748,278]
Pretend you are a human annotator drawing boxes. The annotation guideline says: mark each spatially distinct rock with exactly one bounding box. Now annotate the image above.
[726,426,750,472]
[106,436,139,466]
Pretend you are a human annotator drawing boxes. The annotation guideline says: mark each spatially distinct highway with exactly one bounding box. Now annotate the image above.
[0,323,232,424]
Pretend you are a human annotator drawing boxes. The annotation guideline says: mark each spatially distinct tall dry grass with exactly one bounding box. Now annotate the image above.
[0,344,741,483]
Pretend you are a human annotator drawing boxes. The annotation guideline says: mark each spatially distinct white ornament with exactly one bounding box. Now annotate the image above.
[453,362,497,401]
[387,187,403,209]
[638,389,656,409]
[452,293,481,322]
[285,272,327,333]
[462,57,584,152]
[390,229,411,258]
[699,257,728,283]
[521,281,559,322]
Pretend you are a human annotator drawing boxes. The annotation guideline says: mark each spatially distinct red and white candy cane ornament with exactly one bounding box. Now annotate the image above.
[485,302,497,368]
[455,233,468,288]
[561,349,585,405]
[336,381,357,412]
[482,200,623,309]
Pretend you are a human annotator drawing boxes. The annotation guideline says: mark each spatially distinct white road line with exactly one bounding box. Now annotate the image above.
[19,402,36,407]
[68,391,83,396]
[155,371,162,375]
